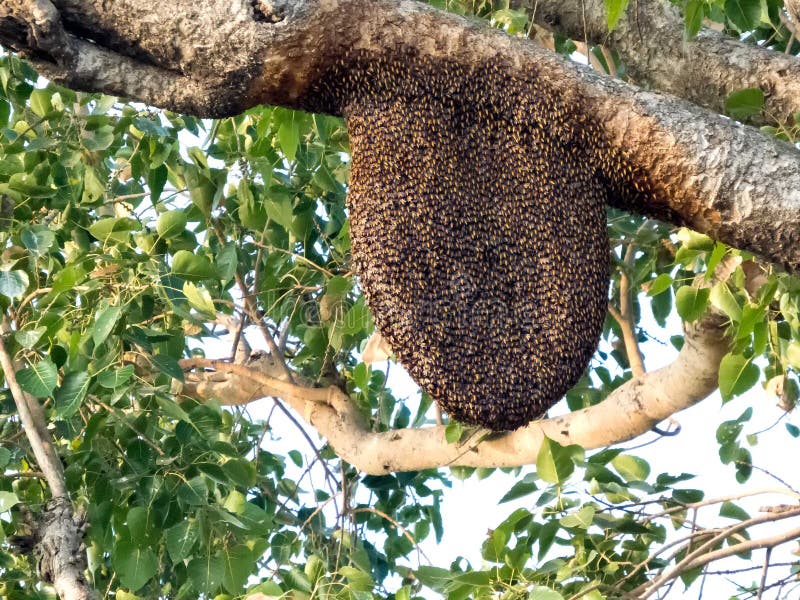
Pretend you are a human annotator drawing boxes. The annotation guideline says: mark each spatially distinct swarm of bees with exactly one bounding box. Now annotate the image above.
[311,50,651,431]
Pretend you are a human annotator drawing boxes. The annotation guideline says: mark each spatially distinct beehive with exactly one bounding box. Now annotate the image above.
[311,50,650,430]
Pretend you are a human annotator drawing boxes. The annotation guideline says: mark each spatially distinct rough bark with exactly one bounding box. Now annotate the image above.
[180,308,729,474]
[2,0,799,273]
[33,499,93,600]
[523,0,800,125]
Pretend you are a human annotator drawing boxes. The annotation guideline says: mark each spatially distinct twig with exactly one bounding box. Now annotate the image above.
[92,399,165,457]
[351,507,432,564]
[633,507,800,598]
[209,220,293,380]
[270,397,341,508]
[609,244,646,377]
[757,547,771,600]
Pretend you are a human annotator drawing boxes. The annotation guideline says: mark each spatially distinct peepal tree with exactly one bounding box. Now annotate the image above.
[0,0,799,599]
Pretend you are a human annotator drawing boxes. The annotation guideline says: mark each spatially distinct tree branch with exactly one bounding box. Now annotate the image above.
[609,244,646,377]
[0,334,66,497]
[0,330,93,600]
[179,307,729,474]
[635,511,800,599]
[3,0,799,273]
[522,0,800,125]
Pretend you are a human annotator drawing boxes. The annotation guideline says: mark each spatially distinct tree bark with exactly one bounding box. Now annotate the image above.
[523,0,800,125]
[2,0,799,273]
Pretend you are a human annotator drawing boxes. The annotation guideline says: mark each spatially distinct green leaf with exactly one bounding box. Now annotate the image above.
[684,0,704,38]
[0,270,29,300]
[720,501,750,520]
[265,193,294,231]
[277,113,299,161]
[29,89,53,117]
[724,0,761,31]
[0,491,20,512]
[178,475,208,506]
[156,210,188,239]
[646,273,673,296]
[415,566,452,592]
[612,454,651,482]
[675,286,710,322]
[786,423,799,438]
[93,303,123,346]
[0,447,11,469]
[151,354,184,383]
[605,0,630,30]
[88,217,140,245]
[500,473,538,503]
[673,488,704,503]
[187,554,224,593]
[492,8,530,33]
[83,125,115,152]
[710,281,743,322]
[559,505,596,529]
[165,520,199,562]
[97,365,135,389]
[785,341,800,370]
[676,228,714,250]
[113,540,158,592]
[20,225,55,257]
[0,99,10,127]
[183,282,216,316]
[215,245,238,284]
[54,371,90,417]
[149,164,168,204]
[718,352,759,402]
[326,276,352,298]
[339,566,374,592]
[222,545,254,593]
[445,421,464,444]
[352,362,369,389]
[14,326,46,349]
[528,587,565,600]
[16,359,58,398]
[536,438,580,484]
[171,250,215,281]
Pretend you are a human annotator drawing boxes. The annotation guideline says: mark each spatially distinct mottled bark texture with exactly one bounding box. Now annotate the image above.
[521,0,800,126]
[2,0,799,274]
[34,499,93,600]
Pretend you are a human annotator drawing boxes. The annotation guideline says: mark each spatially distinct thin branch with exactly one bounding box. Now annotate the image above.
[633,506,800,598]
[644,489,800,522]
[757,547,771,600]
[211,221,293,380]
[351,506,432,564]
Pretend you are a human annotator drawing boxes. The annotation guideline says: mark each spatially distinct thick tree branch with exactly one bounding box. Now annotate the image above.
[180,308,729,474]
[2,0,799,273]
[523,0,800,125]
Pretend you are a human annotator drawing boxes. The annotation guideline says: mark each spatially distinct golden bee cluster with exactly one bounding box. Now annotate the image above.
[312,50,651,431]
